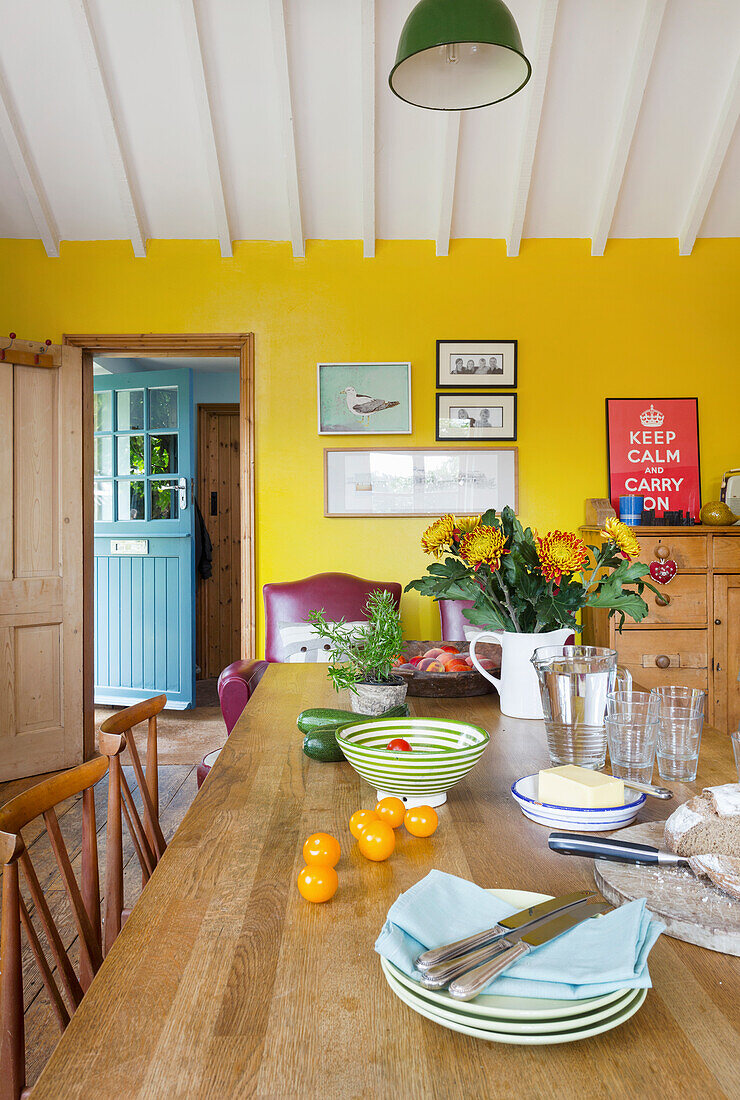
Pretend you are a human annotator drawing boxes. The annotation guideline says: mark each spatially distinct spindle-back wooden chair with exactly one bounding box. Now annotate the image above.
[98,695,167,954]
[0,756,108,1100]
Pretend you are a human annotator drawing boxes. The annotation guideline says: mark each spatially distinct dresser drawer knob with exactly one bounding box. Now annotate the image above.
[655,655,671,669]
[655,545,670,560]
[655,593,671,607]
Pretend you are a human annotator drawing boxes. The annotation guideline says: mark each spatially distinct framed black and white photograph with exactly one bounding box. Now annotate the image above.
[324,447,518,517]
[436,394,517,441]
[436,340,517,388]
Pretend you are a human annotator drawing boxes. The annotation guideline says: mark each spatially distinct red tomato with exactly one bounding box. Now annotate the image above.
[387,738,412,752]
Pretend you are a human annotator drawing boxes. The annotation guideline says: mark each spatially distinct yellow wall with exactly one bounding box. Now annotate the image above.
[1,237,738,650]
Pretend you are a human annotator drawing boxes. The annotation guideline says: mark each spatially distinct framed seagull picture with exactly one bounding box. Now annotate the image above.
[317,362,412,435]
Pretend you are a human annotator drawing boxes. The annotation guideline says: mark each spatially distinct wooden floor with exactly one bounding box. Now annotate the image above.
[0,764,198,1089]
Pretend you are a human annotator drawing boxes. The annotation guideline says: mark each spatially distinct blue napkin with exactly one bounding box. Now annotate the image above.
[375,870,664,1000]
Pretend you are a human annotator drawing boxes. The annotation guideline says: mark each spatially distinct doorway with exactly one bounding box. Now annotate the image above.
[64,334,254,734]
[196,403,241,680]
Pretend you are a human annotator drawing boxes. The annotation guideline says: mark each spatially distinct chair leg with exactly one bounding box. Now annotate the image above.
[1,861,26,1100]
[104,758,124,955]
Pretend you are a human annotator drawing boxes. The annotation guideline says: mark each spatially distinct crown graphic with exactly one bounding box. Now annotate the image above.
[640,404,664,427]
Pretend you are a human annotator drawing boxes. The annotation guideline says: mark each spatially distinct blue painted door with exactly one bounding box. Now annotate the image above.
[93,370,195,709]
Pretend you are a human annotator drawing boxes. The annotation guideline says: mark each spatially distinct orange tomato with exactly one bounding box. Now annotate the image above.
[349,809,378,839]
[404,806,438,837]
[375,796,405,829]
[302,832,341,867]
[358,819,396,861]
[297,864,338,903]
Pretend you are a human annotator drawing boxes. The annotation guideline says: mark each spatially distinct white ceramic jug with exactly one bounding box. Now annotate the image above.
[469,628,573,719]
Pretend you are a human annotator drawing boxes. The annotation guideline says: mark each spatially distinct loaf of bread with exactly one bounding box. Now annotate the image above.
[664,783,740,900]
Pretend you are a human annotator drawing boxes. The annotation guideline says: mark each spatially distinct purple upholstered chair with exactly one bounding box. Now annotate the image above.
[439,598,476,641]
[197,573,402,790]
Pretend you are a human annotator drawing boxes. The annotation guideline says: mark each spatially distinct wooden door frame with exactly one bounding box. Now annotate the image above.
[196,401,240,680]
[63,334,255,755]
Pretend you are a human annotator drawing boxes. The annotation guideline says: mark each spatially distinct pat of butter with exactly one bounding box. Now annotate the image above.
[538,765,624,808]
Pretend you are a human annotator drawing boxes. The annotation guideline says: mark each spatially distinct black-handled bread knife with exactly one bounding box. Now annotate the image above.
[548,831,689,867]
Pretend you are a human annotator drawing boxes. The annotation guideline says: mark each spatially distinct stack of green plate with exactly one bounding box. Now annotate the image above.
[380,890,647,1046]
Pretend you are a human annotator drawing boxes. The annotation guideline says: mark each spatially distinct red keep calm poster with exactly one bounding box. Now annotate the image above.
[606,398,701,520]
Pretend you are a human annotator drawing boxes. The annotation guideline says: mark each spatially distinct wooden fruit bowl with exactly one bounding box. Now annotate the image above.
[393,640,500,698]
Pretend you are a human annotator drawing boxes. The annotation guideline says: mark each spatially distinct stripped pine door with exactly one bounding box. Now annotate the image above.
[196,404,240,679]
[0,340,85,780]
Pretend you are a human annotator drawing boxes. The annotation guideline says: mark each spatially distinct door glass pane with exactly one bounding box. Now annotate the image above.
[149,387,178,430]
[94,392,112,432]
[118,480,145,521]
[149,477,178,519]
[150,434,178,474]
[117,389,144,431]
[150,479,178,520]
[117,434,145,475]
[94,480,113,522]
[94,435,113,476]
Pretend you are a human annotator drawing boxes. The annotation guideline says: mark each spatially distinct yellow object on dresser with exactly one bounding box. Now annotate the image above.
[538,765,625,808]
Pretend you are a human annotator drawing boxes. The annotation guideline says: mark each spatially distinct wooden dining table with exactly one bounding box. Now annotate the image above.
[33,664,740,1099]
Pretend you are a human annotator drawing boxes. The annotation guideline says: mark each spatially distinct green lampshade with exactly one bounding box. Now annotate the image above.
[389,0,531,110]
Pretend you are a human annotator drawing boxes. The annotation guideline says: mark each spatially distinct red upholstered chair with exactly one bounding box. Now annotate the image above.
[263,572,402,662]
[197,574,402,789]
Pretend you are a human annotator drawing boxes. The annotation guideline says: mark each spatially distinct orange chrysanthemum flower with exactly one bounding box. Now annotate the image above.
[421,513,456,558]
[459,525,508,571]
[536,530,589,583]
[601,516,640,560]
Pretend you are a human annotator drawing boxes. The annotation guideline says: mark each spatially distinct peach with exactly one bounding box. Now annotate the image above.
[440,645,460,654]
[395,663,418,671]
[477,658,496,671]
[447,659,470,672]
[463,656,474,667]
[418,658,445,672]
[422,647,444,658]
[408,656,423,667]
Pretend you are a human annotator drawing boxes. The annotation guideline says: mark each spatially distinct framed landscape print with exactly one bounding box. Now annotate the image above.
[436,394,517,441]
[317,362,412,435]
[324,447,518,517]
[436,340,517,388]
[606,398,701,521]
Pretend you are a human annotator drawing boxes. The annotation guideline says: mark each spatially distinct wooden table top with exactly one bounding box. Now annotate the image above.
[33,665,740,1099]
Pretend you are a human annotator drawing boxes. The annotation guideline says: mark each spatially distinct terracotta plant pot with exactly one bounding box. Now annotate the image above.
[350,676,407,716]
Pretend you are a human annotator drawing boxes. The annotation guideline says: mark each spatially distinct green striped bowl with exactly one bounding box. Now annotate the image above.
[335,718,490,804]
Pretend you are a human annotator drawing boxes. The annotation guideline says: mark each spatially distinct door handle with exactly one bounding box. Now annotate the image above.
[156,478,188,510]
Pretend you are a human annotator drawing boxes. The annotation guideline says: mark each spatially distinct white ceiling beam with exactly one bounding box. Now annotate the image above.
[679,55,740,256]
[67,0,147,257]
[591,0,667,257]
[268,0,305,258]
[360,0,375,258]
[0,66,59,256]
[506,0,559,258]
[436,112,461,257]
[178,0,233,258]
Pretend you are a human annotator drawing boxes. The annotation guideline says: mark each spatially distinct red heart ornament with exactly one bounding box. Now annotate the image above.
[649,559,677,585]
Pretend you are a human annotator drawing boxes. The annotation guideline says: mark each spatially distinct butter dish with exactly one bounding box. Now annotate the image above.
[511,773,645,831]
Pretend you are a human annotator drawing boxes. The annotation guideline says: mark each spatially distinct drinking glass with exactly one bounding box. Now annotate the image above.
[650,686,705,715]
[655,705,704,781]
[531,646,631,769]
[604,691,660,784]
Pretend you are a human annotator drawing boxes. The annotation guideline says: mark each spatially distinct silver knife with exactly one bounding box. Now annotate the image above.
[448,900,611,1002]
[418,894,598,989]
[414,889,596,972]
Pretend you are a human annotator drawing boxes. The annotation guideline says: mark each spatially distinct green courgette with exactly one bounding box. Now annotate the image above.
[297,702,409,735]
[302,726,346,762]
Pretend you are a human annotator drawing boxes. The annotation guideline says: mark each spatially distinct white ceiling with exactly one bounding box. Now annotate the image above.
[0,0,738,259]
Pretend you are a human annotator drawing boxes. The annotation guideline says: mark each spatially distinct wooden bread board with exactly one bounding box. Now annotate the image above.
[594,820,740,956]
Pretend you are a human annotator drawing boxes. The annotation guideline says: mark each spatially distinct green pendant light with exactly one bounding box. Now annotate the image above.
[389,0,531,111]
